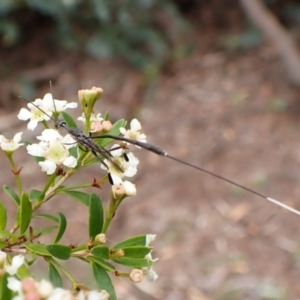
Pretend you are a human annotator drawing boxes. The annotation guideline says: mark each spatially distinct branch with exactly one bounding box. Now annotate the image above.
[240,0,300,86]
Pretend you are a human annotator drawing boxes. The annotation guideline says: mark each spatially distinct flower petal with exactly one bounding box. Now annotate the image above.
[27,144,46,157]
[27,119,39,131]
[6,255,24,275]
[39,160,57,175]
[63,156,77,168]
[7,277,22,293]
[130,119,142,131]
[17,108,31,121]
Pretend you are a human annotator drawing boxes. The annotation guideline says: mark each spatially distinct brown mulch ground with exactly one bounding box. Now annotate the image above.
[2,32,300,300]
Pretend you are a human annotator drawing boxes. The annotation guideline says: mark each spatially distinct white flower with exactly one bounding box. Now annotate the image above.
[123,181,137,196]
[36,279,54,298]
[146,234,156,246]
[146,266,158,282]
[47,288,73,300]
[7,277,22,295]
[27,129,77,174]
[101,145,139,181]
[143,252,158,281]
[18,93,77,130]
[78,290,110,300]
[6,255,24,275]
[18,98,52,131]
[41,93,77,112]
[88,290,107,300]
[0,132,24,152]
[119,119,147,145]
[98,290,110,300]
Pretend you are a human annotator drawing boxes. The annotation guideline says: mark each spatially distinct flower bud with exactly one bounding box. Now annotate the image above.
[129,269,144,283]
[112,184,125,198]
[90,121,103,133]
[101,120,112,132]
[78,87,103,119]
[36,279,54,298]
[111,249,124,259]
[95,233,107,245]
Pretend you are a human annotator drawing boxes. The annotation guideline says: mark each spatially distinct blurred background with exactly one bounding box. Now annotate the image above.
[2,0,300,299]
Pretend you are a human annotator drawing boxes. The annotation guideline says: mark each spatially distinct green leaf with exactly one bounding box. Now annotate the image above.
[19,192,32,234]
[33,213,59,223]
[17,264,30,279]
[54,212,67,243]
[113,257,152,268]
[113,235,147,250]
[25,243,51,256]
[91,263,117,300]
[62,190,90,206]
[0,201,7,230]
[0,272,12,299]
[69,146,79,159]
[89,193,104,239]
[122,246,152,258]
[91,246,110,259]
[61,111,77,128]
[37,225,58,236]
[0,230,17,244]
[48,261,63,287]
[88,256,115,272]
[46,244,71,260]
[29,189,44,202]
[0,241,6,249]
[3,185,20,205]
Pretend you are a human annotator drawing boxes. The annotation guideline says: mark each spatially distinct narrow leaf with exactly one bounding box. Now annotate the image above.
[92,263,117,300]
[33,213,59,223]
[113,235,147,250]
[0,273,12,299]
[46,244,71,260]
[19,192,32,234]
[0,201,7,230]
[122,246,152,258]
[3,185,20,205]
[89,193,104,239]
[37,225,58,236]
[29,189,44,202]
[91,246,110,259]
[48,261,63,287]
[25,243,51,256]
[113,257,152,268]
[54,213,67,243]
[62,111,77,128]
[88,257,115,272]
[62,190,89,206]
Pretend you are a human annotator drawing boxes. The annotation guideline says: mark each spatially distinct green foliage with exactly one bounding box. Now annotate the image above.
[0,0,189,70]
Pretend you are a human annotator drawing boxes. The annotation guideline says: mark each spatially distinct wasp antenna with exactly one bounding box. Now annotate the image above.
[49,81,59,119]
[19,96,56,123]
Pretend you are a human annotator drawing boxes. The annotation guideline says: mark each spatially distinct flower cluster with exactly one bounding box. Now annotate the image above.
[0,89,158,299]
[18,93,77,131]
[0,251,109,300]
[8,276,110,300]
